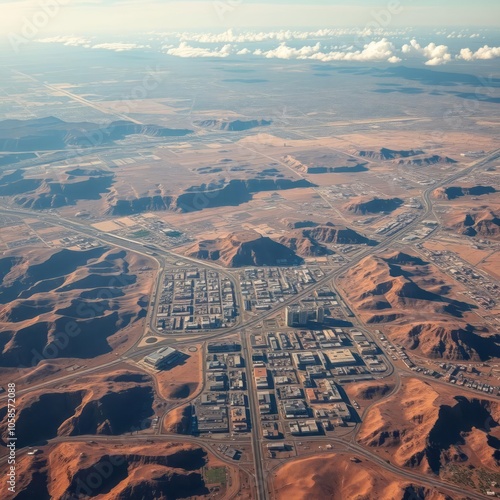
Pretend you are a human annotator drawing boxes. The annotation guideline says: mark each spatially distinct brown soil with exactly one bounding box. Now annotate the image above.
[0,369,156,447]
[156,347,202,401]
[7,440,231,500]
[340,250,500,361]
[0,246,153,387]
[273,452,455,500]
[358,378,500,474]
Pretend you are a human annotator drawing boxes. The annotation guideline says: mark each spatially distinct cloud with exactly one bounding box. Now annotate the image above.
[38,35,91,47]
[38,37,147,52]
[262,42,322,59]
[176,28,398,44]
[458,45,500,61]
[260,39,400,63]
[402,39,451,66]
[92,42,149,52]
[165,42,233,58]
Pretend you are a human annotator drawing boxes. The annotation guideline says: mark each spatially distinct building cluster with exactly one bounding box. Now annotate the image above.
[378,330,500,396]
[238,266,323,312]
[421,248,498,310]
[246,328,387,439]
[439,362,499,395]
[156,268,237,332]
[401,220,438,242]
[375,212,418,237]
[59,235,100,250]
[192,343,250,434]
[119,215,189,250]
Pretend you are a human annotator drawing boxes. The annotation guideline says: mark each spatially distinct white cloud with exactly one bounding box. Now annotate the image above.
[165,42,233,58]
[236,48,251,55]
[262,42,322,59]
[260,39,400,64]
[92,42,148,52]
[402,39,451,66]
[458,45,500,61]
[178,28,367,44]
[38,35,91,47]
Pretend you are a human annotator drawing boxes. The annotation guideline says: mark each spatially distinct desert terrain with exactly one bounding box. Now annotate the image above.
[0,32,500,500]
[339,250,500,361]
[358,377,500,489]
[0,245,154,388]
[272,453,459,500]
[2,440,238,500]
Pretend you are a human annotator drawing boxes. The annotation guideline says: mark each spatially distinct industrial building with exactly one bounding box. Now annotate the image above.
[267,442,287,451]
[143,346,182,369]
[195,406,229,433]
[305,380,343,404]
[321,349,356,367]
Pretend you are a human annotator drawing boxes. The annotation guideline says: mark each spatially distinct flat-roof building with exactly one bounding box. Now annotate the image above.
[289,420,320,436]
[322,349,356,367]
[143,347,182,369]
[254,367,269,389]
[283,400,309,419]
[208,342,241,353]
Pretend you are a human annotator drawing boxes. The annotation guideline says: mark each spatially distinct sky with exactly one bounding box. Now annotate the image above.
[1,0,500,36]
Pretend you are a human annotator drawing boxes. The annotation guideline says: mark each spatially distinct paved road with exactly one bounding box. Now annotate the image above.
[241,330,268,500]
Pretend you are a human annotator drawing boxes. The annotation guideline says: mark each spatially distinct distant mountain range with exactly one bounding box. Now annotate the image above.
[0,116,193,152]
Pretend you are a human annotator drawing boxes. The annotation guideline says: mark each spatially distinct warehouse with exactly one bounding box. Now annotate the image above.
[143,346,182,369]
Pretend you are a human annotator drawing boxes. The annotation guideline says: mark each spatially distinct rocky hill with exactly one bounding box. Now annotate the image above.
[194,118,271,131]
[0,167,115,209]
[355,148,456,166]
[433,185,496,200]
[274,449,455,500]
[359,378,500,475]
[340,251,500,361]
[0,167,315,215]
[453,210,500,239]
[0,116,192,152]
[282,154,368,174]
[107,177,315,216]
[277,223,377,256]
[12,441,212,499]
[184,231,303,267]
[395,155,456,166]
[302,224,377,246]
[0,370,155,447]
[344,197,404,215]
[277,234,329,257]
[356,148,425,160]
[0,247,150,370]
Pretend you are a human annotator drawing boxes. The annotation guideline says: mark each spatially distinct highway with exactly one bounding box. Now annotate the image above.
[241,329,268,500]
[1,147,499,498]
